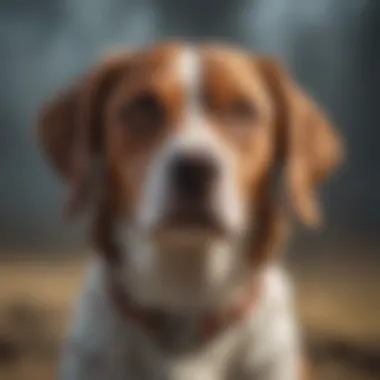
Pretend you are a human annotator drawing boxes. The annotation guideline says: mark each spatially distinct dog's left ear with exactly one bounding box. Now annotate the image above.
[258,58,344,226]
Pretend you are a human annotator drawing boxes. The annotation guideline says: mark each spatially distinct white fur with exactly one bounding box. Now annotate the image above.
[137,47,245,235]
[60,259,301,380]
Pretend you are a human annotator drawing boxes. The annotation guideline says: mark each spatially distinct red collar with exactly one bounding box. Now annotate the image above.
[107,275,262,348]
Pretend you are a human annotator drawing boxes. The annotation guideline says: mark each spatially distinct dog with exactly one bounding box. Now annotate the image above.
[38,41,342,380]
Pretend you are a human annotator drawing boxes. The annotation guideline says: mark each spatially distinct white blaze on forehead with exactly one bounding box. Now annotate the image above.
[176,47,202,121]
[137,45,245,236]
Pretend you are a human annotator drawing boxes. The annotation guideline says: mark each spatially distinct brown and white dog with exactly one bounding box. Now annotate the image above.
[38,42,342,380]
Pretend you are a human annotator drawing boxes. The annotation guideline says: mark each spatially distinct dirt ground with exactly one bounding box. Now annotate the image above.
[0,255,379,380]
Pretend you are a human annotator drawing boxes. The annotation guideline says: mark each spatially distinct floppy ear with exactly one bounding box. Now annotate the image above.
[259,58,343,226]
[38,52,131,216]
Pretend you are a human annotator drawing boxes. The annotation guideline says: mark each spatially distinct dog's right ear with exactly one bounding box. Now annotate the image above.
[258,58,343,227]
[38,52,131,216]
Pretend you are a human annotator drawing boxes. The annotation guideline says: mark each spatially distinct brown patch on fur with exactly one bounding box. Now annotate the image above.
[202,47,283,265]
[38,43,185,263]
[38,43,185,217]
[202,47,275,198]
[104,46,184,219]
[200,46,342,265]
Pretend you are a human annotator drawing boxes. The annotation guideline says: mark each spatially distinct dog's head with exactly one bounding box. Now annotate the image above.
[38,42,342,296]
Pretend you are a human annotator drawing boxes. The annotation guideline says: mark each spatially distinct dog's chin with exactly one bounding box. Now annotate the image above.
[153,228,218,250]
[151,211,233,249]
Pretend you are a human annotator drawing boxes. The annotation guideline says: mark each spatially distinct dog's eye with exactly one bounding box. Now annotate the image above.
[119,92,165,134]
[226,98,257,122]
[205,94,257,125]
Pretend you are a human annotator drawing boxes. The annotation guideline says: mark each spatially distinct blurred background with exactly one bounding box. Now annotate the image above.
[0,0,379,379]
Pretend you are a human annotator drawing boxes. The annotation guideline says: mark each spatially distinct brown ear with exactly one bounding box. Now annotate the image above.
[38,52,130,216]
[259,58,343,226]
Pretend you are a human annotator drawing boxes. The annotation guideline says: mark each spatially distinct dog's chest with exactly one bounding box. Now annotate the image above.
[62,261,297,380]
[125,323,249,380]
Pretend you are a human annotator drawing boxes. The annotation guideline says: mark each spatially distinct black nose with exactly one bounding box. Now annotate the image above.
[170,152,219,201]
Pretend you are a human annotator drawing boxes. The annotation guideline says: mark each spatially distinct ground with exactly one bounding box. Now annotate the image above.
[0,254,379,380]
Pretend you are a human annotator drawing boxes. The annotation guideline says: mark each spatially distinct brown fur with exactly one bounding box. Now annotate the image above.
[258,57,343,225]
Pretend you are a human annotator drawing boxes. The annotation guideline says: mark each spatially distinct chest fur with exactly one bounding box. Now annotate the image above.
[60,261,299,380]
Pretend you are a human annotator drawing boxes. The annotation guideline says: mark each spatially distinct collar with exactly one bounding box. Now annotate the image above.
[107,274,262,350]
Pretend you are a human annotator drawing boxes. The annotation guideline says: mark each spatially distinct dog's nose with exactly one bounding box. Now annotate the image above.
[169,152,219,201]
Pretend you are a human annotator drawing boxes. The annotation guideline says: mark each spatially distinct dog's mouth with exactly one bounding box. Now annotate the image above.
[153,204,228,242]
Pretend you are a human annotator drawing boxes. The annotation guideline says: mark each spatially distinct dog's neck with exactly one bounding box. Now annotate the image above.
[94,224,274,353]
[104,239,263,353]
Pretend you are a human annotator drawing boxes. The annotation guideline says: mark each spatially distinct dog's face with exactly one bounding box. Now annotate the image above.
[106,46,281,244]
[39,42,342,274]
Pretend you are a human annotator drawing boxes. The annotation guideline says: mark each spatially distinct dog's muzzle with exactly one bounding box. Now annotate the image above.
[159,151,225,234]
